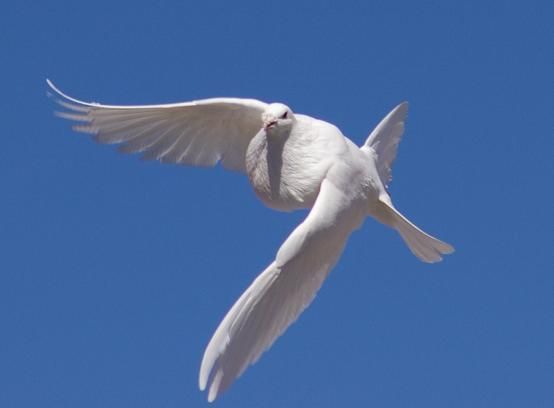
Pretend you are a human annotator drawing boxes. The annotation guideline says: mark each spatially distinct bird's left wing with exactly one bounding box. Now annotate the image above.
[362,102,408,187]
[47,80,268,172]
[199,176,365,402]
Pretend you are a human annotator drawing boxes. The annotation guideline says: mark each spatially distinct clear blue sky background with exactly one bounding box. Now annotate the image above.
[2,1,552,407]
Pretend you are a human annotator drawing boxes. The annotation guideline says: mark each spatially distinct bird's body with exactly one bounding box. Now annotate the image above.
[47,80,454,402]
[246,115,370,212]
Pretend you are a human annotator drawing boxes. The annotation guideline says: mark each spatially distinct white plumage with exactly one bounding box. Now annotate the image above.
[47,80,454,401]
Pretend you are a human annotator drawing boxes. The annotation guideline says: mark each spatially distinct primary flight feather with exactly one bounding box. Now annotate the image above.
[47,79,454,402]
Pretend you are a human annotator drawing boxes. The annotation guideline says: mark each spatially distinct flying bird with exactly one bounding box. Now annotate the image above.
[47,79,454,402]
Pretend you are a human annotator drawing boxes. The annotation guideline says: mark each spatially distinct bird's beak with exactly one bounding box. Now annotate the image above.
[264,120,277,130]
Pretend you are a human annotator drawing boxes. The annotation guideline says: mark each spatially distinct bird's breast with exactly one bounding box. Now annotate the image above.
[245,122,338,212]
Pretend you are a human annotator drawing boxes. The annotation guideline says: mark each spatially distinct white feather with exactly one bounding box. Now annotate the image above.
[47,79,268,172]
[363,102,409,187]
[199,178,366,401]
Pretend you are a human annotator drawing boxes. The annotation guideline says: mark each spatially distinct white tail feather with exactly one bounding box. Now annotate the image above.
[377,199,454,263]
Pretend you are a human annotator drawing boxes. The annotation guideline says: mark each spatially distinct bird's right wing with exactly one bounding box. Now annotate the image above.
[47,80,268,172]
[199,176,365,402]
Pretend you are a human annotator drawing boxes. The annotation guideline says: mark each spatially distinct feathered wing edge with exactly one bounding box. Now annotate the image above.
[46,79,268,172]
[199,178,365,401]
[362,102,409,187]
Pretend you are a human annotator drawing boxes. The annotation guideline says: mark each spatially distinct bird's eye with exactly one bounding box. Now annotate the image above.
[280,111,288,119]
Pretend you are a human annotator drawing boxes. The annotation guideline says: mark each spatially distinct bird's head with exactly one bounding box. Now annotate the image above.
[262,103,295,131]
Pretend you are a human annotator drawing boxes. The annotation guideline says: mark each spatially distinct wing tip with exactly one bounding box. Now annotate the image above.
[440,242,455,255]
[46,78,64,100]
[46,78,96,108]
[207,369,224,402]
[199,359,224,402]
[198,360,210,392]
[199,344,219,394]
[393,101,409,120]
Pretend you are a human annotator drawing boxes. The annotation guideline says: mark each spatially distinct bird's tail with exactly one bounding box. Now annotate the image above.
[376,198,454,263]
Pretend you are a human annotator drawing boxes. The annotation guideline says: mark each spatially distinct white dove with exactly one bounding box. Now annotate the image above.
[47,79,454,402]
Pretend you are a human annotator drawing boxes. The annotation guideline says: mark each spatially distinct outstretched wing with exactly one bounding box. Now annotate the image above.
[47,80,268,172]
[199,177,365,402]
[362,102,408,187]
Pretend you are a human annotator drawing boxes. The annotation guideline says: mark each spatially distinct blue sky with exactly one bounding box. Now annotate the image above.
[2,1,552,407]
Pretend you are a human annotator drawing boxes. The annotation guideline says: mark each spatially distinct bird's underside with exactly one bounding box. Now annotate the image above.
[47,80,454,402]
